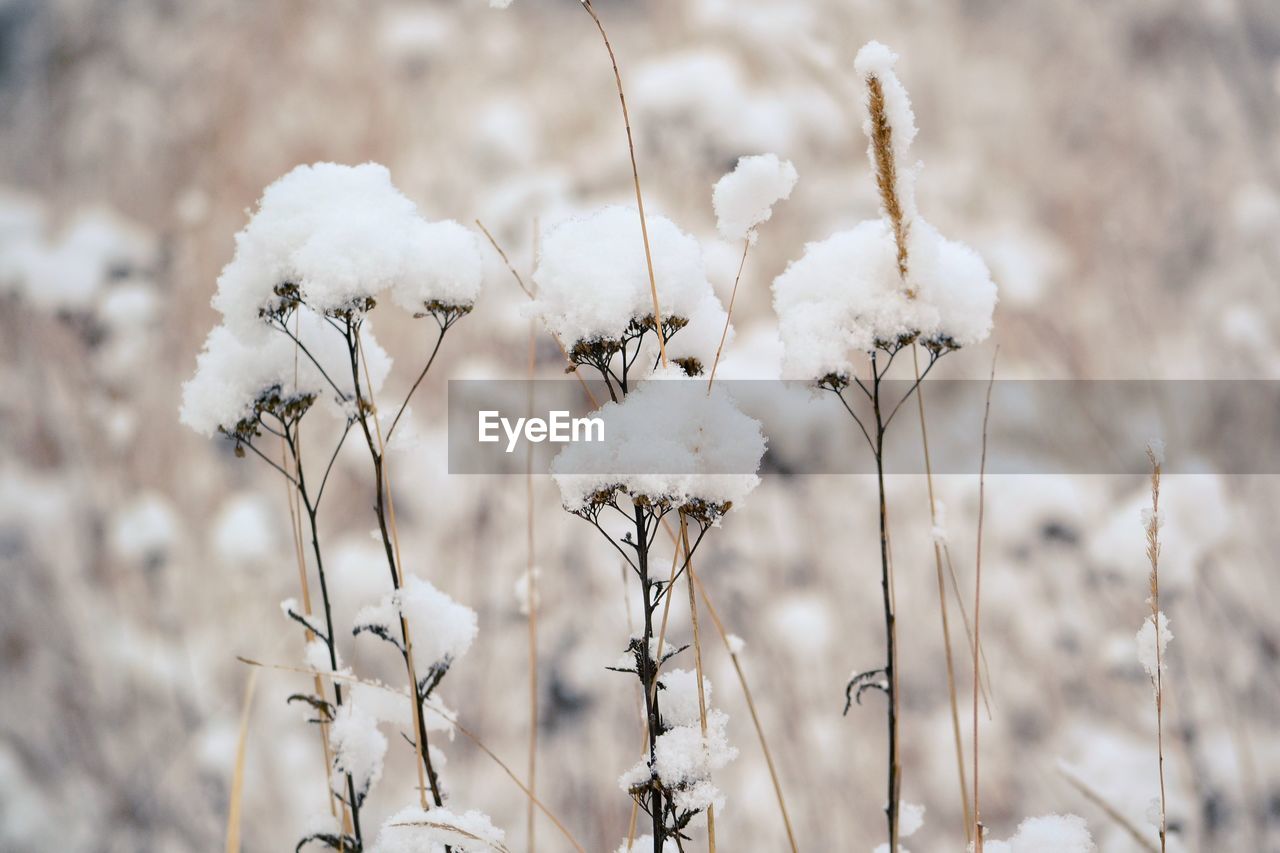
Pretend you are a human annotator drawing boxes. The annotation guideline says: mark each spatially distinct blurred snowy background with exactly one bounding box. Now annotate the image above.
[2,0,1280,850]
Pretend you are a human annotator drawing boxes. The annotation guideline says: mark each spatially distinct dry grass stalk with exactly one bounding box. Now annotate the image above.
[690,570,800,852]
[578,0,669,368]
[865,75,910,289]
[972,350,997,850]
[680,515,716,852]
[1144,444,1167,853]
[525,313,540,853]
[911,346,972,841]
[476,219,600,406]
[224,667,258,853]
[1058,763,1159,853]
[707,238,751,391]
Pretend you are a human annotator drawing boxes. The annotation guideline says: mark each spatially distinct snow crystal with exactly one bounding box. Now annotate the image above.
[659,668,713,728]
[514,566,541,616]
[329,702,387,803]
[179,311,391,438]
[354,574,478,675]
[390,219,483,315]
[489,0,514,8]
[900,801,925,837]
[1145,796,1164,828]
[1136,611,1172,681]
[530,206,716,348]
[304,638,339,674]
[726,633,745,655]
[1002,814,1096,852]
[712,153,797,243]
[550,377,765,515]
[1147,437,1166,466]
[372,806,504,853]
[212,162,476,334]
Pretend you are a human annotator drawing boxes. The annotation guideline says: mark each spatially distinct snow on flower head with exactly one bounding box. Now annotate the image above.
[530,206,717,351]
[772,43,996,380]
[550,378,765,521]
[212,162,479,334]
[391,218,484,317]
[371,805,504,853]
[179,311,391,439]
[354,574,478,676]
[712,153,798,243]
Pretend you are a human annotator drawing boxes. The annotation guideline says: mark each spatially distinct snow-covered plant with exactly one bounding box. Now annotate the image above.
[180,161,486,851]
[530,90,765,852]
[770,41,997,850]
[543,363,762,849]
[530,205,727,394]
[1136,440,1171,852]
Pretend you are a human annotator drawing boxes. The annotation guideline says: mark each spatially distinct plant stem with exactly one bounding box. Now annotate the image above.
[869,351,902,851]
[972,351,997,850]
[634,506,667,851]
[679,516,715,852]
[579,0,668,369]
[912,346,972,842]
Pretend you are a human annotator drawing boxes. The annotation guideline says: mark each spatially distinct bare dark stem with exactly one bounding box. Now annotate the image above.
[341,317,446,809]
[387,324,448,443]
[634,505,667,851]
[869,352,901,851]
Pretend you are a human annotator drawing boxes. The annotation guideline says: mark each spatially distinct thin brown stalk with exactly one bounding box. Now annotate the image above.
[1144,445,1167,853]
[579,0,669,368]
[690,570,799,852]
[474,219,534,300]
[388,820,511,853]
[1058,763,1160,853]
[865,75,910,288]
[525,318,539,853]
[972,350,997,850]
[679,516,716,851]
[912,346,972,841]
[224,668,258,853]
[942,541,994,715]
[706,239,750,392]
[476,219,600,407]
